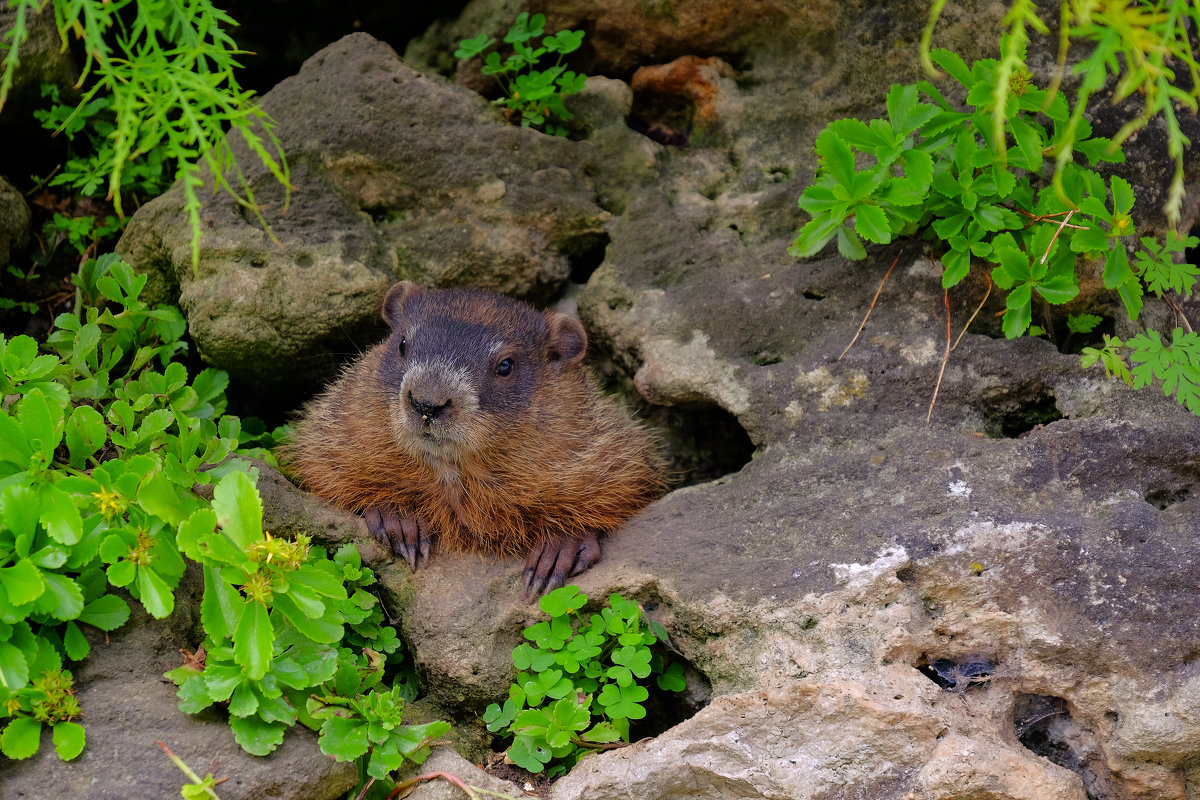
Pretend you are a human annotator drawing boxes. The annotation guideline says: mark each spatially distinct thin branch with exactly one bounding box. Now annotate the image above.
[158,741,224,800]
[1039,209,1079,265]
[385,771,526,800]
[951,274,992,352]
[927,285,951,424]
[1163,293,1195,334]
[840,243,907,360]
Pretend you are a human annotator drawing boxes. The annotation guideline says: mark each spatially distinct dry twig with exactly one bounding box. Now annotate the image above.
[839,243,908,360]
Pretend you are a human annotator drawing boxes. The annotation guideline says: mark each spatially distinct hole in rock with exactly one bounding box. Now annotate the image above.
[567,233,611,284]
[976,381,1063,438]
[643,403,755,486]
[915,655,995,692]
[1187,223,1200,267]
[1013,694,1117,800]
[1145,486,1191,510]
[802,289,826,300]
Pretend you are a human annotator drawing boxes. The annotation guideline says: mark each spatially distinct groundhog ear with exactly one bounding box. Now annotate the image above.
[382,281,422,329]
[546,313,587,367]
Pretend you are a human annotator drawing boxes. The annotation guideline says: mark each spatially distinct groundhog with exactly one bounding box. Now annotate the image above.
[285,281,666,594]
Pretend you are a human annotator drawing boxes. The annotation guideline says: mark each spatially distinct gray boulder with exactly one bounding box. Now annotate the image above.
[117,33,609,391]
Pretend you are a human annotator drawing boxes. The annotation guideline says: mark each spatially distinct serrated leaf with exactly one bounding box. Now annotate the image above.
[814,127,856,189]
[1,716,42,759]
[1103,246,1132,289]
[836,227,867,260]
[136,566,175,619]
[230,715,286,756]
[65,405,107,468]
[52,721,85,760]
[1,485,39,543]
[318,715,370,761]
[33,571,85,620]
[211,471,263,552]
[0,641,30,693]
[78,594,131,631]
[0,559,45,606]
[39,485,83,546]
[233,600,273,681]
[931,49,974,88]
[137,472,189,527]
[854,204,892,244]
[1003,283,1033,339]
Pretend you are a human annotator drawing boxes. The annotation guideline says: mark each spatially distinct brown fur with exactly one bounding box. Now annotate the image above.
[283,283,665,559]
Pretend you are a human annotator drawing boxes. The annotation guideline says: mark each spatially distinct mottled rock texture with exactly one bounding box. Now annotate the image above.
[59,2,1200,799]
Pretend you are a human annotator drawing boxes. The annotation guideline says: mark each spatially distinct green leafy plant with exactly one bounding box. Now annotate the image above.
[33,83,172,203]
[792,39,1200,416]
[483,585,686,776]
[2,252,442,769]
[0,0,291,266]
[455,12,587,137]
[924,0,1200,228]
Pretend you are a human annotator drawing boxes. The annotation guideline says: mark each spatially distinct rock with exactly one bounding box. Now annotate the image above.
[394,747,524,800]
[0,3,77,117]
[0,567,357,800]
[100,4,1200,800]
[117,33,609,391]
[0,176,31,266]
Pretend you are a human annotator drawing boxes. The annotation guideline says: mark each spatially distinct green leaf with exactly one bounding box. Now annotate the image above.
[234,600,273,681]
[1,716,43,759]
[539,585,586,617]
[854,204,892,244]
[0,559,45,606]
[1067,314,1103,334]
[837,227,867,260]
[0,642,30,693]
[211,471,263,552]
[201,564,240,642]
[230,716,286,756]
[597,682,649,720]
[1103,246,1132,289]
[39,485,83,545]
[35,572,85,620]
[1002,283,1033,339]
[657,662,687,692]
[318,715,371,761]
[2,485,40,544]
[78,594,131,631]
[52,721,86,760]
[137,472,190,526]
[65,405,107,467]
[136,566,175,619]
[507,734,552,773]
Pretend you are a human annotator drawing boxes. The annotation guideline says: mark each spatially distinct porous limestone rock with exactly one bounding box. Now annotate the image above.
[117,33,609,391]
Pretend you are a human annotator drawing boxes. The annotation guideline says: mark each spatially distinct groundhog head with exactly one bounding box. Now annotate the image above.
[377,281,587,461]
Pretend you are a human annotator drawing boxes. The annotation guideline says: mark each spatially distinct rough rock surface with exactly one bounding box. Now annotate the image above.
[117,33,609,391]
[46,5,1200,800]
[0,175,31,266]
[0,566,357,800]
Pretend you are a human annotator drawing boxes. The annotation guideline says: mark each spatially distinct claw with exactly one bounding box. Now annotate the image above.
[523,532,601,598]
[364,507,431,570]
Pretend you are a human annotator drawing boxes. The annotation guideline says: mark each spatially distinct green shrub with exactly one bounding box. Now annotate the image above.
[1,255,440,776]
[0,0,291,266]
[483,585,686,776]
[455,12,587,137]
[792,38,1200,414]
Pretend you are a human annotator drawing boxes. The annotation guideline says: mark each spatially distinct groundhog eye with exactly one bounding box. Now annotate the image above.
[398,336,407,357]
[496,357,514,377]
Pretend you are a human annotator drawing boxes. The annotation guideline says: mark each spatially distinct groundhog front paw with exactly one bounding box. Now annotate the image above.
[364,507,431,570]
[523,532,601,597]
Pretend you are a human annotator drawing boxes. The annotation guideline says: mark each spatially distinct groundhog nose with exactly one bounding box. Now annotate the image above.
[409,392,451,421]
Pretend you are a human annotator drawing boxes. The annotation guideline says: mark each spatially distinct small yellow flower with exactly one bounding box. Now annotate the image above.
[91,487,126,520]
